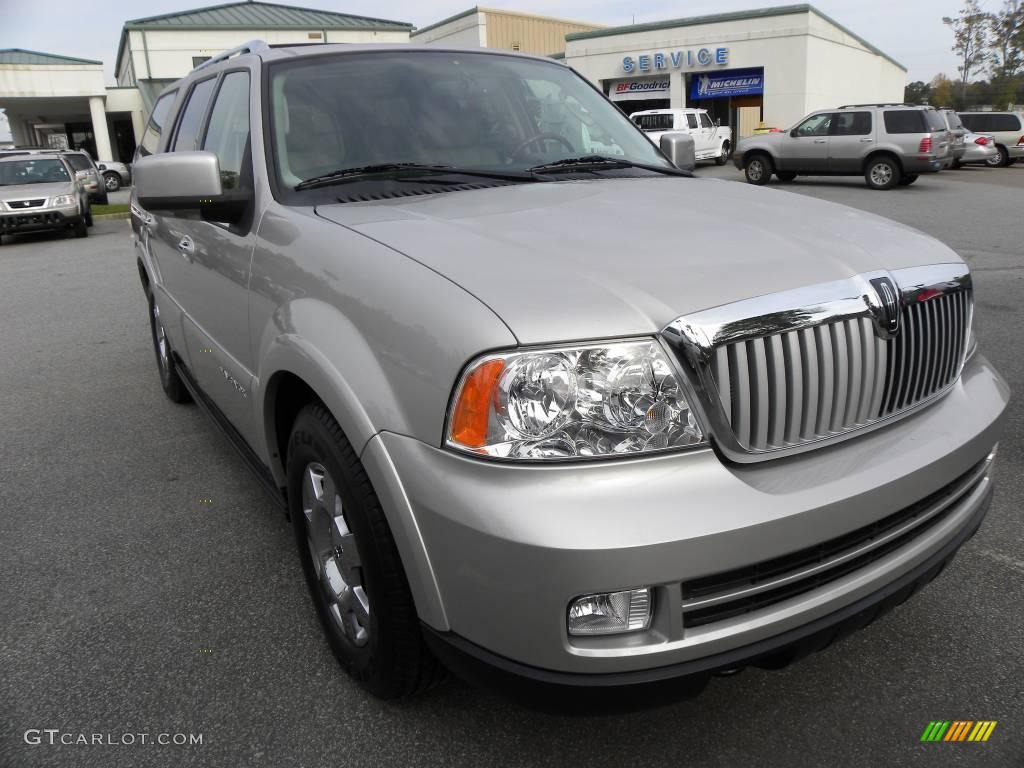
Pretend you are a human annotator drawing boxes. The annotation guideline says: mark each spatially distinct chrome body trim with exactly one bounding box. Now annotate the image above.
[661,263,973,462]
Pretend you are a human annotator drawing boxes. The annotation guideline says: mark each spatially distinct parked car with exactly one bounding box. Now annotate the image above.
[939,108,967,167]
[59,150,109,205]
[132,43,1007,704]
[734,103,951,189]
[0,153,90,243]
[959,132,999,165]
[96,160,132,191]
[630,108,732,164]
[957,111,1024,167]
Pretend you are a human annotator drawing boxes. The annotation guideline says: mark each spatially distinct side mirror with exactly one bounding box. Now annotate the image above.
[660,133,696,171]
[135,151,248,219]
[790,128,800,138]
[715,118,721,127]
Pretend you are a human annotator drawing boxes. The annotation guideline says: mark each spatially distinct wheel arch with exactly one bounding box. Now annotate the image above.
[862,150,903,174]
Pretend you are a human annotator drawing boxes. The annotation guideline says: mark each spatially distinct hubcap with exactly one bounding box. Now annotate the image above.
[105,175,118,191]
[152,304,170,374]
[748,160,764,180]
[871,163,893,185]
[302,462,369,647]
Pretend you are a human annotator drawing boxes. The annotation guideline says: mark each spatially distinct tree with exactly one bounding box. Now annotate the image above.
[988,0,1023,79]
[930,74,955,107]
[904,80,932,104]
[944,0,990,100]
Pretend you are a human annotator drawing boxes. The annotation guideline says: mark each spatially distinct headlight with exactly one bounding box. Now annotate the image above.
[446,339,706,460]
[51,195,76,207]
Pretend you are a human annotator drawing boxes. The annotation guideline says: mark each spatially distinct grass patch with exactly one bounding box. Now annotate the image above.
[92,203,130,215]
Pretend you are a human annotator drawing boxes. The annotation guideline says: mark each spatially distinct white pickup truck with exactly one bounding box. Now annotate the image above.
[630,108,732,164]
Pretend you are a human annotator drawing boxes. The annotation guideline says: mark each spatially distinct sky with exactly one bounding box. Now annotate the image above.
[0,0,991,140]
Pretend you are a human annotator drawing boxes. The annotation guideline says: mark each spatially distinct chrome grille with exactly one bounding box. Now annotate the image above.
[662,264,973,461]
[7,199,45,209]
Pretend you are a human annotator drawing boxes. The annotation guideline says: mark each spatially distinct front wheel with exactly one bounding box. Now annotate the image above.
[72,217,88,238]
[288,405,444,699]
[84,203,93,228]
[104,172,121,192]
[986,146,1009,167]
[744,155,772,185]
[147,289,191,403]
[898,174,919,186]
[865,157,900,190]
[715,142,731,165]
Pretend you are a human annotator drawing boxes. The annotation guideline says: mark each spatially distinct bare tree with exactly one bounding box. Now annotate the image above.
[944,0,990,100]
[988,0,1023,79]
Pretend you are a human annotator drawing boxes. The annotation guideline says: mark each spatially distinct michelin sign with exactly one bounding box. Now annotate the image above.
[623,47,728,73]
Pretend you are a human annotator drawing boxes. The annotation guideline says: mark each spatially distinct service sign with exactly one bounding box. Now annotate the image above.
[623,47,728,73]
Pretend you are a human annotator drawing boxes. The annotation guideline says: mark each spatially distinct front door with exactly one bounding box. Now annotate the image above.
[777,112,834,172]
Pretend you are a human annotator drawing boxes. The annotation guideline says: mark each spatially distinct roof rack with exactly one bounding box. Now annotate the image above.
[193,40,270,71]
[837,103,918,109]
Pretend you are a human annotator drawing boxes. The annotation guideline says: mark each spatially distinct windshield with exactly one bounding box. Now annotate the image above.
[0,158,71,186]
[269,51,670,191]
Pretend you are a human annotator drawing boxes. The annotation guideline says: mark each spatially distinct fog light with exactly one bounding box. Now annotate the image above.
[567,588,652,636]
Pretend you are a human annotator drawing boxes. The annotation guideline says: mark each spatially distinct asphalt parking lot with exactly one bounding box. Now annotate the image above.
[1,166,1022,768]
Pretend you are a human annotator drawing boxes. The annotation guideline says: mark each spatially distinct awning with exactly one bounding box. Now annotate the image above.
[609,78,670,102]
[690,68,763,100]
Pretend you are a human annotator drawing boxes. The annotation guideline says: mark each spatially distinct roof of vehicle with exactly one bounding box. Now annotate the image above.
[0,153,70,164]
[629,108,707,115]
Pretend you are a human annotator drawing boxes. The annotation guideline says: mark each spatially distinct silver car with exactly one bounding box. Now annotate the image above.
[0,153,90,242]
[960,132,999,165]
[735,103,951,189]
[97,160,132,191]
[131,43,1008,703]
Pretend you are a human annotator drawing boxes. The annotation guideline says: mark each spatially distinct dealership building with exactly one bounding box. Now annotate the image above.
[563,4,906,136]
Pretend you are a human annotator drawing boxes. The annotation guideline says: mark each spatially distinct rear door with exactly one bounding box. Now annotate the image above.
[827,111,873,172]
[777,112,834,171]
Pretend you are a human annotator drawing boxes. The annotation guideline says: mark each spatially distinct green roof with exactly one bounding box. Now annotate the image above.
[0,49,103,66]
[565,4,905,71]
[124,1,411,31]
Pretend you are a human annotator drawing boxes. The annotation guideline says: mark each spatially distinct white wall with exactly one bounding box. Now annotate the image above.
[411,11,486,48]
[565,9,905,129]
[0,64,105,98]
[125,27,411,82]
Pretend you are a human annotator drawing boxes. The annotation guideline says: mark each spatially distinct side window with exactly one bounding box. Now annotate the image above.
[992,113,1022,131]
[832,111,871,136]
[795,113,833,136]
[172,78,217,152]
[699,113,713,129]
[686,113,698,129]
[883,110,927,133]
[202,71,251,191]
[138,90,177,157]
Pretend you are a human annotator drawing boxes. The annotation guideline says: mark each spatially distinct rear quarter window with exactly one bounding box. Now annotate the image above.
[883,110,927,134]
[990,113,1022,131]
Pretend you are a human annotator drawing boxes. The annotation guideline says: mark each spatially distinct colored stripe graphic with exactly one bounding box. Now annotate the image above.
[921,721,996,742]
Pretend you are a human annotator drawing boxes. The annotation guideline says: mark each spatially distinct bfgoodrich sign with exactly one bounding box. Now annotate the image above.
[622,47,729,73]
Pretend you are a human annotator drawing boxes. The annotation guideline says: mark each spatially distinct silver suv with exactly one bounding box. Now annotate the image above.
[0,153,90,242]
[131,42,1007,704]
[735,104,951,189]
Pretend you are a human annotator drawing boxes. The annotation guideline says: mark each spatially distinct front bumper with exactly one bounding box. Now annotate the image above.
[369,353,1007,684]
[0,207,80,235]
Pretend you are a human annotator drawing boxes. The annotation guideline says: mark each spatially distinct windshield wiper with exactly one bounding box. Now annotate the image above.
[528,155,690,177]
[295,163,535,191]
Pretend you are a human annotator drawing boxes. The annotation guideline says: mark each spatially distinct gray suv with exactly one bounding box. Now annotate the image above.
[735,104,951,189]
[0,153,90,242]
[132,42,1007,703]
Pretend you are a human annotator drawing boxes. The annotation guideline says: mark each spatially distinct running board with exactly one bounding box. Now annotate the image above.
[173,355,288,514]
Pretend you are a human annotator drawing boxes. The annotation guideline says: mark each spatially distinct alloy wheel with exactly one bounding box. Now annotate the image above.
[301,462,370,647]
[870,163,893,186]
[748,160,764,181]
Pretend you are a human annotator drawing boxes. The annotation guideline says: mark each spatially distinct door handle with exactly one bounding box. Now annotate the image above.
[177,235,195,260]
[814,139,827,144]
[859,138,873,142]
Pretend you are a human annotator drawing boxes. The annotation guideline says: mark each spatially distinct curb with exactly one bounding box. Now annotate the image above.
[93,212,130,221]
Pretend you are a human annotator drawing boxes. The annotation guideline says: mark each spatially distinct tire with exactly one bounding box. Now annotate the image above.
[715,142,731,166]
[951,158,961,169]
[744,154,772,185]
[84,203,93,228]
[1008,157,1018,166]
[986,145,1009,167]
[287,404,444,699]
[864,156,900,190]
[99,191,109,206]
[146,286,191,404]
[898,174,919,186]
[104,172,121,192]
[775,171,797,182]
[72,217,88,238]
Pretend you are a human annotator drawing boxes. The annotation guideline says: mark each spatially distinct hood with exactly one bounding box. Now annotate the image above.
[316,177,961,345]
[0,181,76,203]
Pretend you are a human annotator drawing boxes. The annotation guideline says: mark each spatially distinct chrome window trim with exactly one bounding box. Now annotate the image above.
[661,263,972,463]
